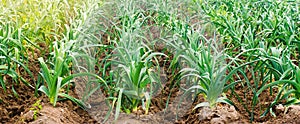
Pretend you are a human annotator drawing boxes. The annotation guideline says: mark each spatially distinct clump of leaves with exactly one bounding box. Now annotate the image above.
[0,23,34,95]
[38,39,104,108]
[113,46,164,116]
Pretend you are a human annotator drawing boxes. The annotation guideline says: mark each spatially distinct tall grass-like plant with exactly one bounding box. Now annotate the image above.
[0,23,34,94]
[199,0,299,55]
[35,0,106,108]
[194,0,299,121]
[110,18,165,120]
[97,1,167,120]
[172,31,232,109]
[213,41,299,121]
[113,43,164,113]
[38,38,105,107]
[170,28,272,121]
[0,0,103,44]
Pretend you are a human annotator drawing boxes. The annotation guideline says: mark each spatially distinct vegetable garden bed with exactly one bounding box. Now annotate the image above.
[0,0,299,123]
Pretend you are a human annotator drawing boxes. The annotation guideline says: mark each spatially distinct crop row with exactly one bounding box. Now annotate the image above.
[0,0,299,123]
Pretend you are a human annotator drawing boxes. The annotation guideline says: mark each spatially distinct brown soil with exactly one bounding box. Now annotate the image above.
[1,60,300,124]
[2,81,300,124]
[0,82,97,124]
[178,103,300,124]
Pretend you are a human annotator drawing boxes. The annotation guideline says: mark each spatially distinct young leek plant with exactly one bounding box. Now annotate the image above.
[38,40,106,108]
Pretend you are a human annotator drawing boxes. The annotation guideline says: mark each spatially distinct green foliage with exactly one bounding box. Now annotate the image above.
[29,100,43,120]
[1,0,299,123]
[38,36,105,108]
[196,0,299,121]
[104,5,166,119]
[0,23,34,94]
[113,44,164,115]
[0,0,103,44]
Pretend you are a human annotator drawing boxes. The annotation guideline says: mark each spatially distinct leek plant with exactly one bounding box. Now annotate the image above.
[250,47,299,118]
[99,1,167,119]
[113,45,164,114]
[200,0,299,54]
[38,38,105,108]
[0,0,100,44]
[35,0,106,108]
[0,23,34,95]
[228,38,300,121]
[173,31,233,109]
[196,0,300,121]
[111,22,165,121]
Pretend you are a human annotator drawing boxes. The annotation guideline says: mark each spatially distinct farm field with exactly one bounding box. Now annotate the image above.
[0,0,299,123]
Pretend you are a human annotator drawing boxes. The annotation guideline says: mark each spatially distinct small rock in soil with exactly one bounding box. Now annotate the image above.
[21,110,35,122]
